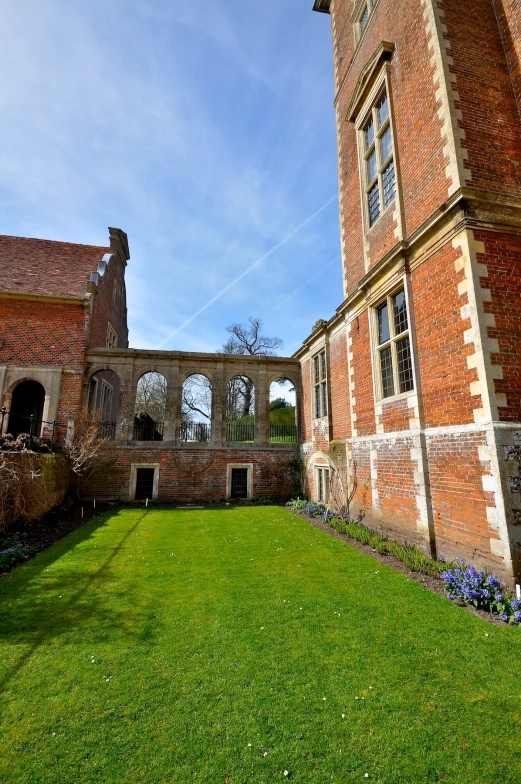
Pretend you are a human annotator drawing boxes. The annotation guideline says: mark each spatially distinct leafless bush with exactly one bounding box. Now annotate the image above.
[0,452,49,534]
[64,410,115,497]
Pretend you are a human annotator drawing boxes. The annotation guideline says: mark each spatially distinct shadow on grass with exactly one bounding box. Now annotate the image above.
[0,508,153,697]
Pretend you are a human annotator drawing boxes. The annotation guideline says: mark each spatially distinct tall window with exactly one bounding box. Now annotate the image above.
[313,350,328,419]
[363,89,396,227]
[316,467,330,504]
[357,0,376,40]
[375,289,414,399]
[100,381,113,422]
[106,323,118,348]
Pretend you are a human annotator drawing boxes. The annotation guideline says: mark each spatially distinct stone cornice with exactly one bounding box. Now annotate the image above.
[0,290,90,308]
[86,347,300,367]
[294,186,521,352]
[346,41,395,121]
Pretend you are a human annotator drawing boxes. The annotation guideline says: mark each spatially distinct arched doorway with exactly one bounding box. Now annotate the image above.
[269,378,297,443]
[8,380,46,438]
[226,376,255,442]
[181,373,212,442]
[134,372,167,441]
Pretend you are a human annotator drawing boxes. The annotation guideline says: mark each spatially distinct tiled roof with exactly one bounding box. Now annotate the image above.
[0,234,110,299]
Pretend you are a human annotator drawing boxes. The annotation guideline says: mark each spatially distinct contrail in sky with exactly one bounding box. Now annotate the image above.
[156,194,338,348]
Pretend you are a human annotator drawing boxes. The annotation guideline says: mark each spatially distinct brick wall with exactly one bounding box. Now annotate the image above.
[493,0,521,120]
[88,256,129,349]
[84,447,301,503]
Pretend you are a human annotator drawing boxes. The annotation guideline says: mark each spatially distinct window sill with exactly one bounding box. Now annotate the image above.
[376,389,415,406]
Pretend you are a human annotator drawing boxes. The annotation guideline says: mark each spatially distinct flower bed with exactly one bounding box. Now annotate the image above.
[286,499,520,626]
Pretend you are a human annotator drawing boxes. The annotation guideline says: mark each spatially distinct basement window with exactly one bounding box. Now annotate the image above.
[374,288,414,400]
[316,466,330,504]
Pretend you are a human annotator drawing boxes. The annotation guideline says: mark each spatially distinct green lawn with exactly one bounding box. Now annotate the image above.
[1,506,520,783]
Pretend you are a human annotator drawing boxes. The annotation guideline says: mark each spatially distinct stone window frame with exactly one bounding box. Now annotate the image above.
[312,348,328,421]
[106,323,118,349]
[100,380,113,422]
[370,279,417,403]
[356,76,397,231]
[226,463,253,500]
[129,463,159,501]
[315,465,330,504]
[353,0,379,44]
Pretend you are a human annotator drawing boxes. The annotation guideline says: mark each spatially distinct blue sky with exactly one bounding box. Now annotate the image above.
[0,0,342,356]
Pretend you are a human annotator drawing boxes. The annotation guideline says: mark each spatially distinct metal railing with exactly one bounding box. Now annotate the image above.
[180,421,211,442]
[98,421,116,440]
[0,407,56,449]
[269,424,297,443]
[226,422,255,443]
[133,420,164,442]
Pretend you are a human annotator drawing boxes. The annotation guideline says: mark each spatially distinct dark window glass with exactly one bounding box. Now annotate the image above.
[135,468,155,500]
[318,469,324,502]
[382,161,396,208]
[393,290,409,335]
[380,347,394,398]
[368,182,380,226]
[360,6,369,31]
[314,356,320,385]
[322,382,328,417]
[396,337,414,393]
[315,386,321,419]
[365,117,374,149]
[367,150,377,183]
[377,92,389,127]
[377,303,390,345]
[320,351,327,381]
[380,125,392,163]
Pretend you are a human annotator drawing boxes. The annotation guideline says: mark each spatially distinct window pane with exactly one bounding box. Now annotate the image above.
[393,290,409,335]
[320,351,326,381]
[318,469,323,502]
[365,117,374,149]
[380,125,392,163]
[360,6,369,31]
[315,386,321,419]
[380,347,394,398]
[322,382,328,417]
[396,337,414,393]
[382,161,396,209]
[314,356,320,384]
[367,150,377,183]
[324,470,330,503]
[377,92,389,127]
[368,182,380,226]
[377,302,390,345]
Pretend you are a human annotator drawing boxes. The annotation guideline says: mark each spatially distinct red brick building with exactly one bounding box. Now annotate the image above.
[298,0,521,582]
[0,229,300,504]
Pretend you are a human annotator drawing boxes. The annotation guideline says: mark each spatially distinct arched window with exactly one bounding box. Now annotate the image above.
[181,374,212,442]
[227,376,255,442]
[86,369,121,439]
[134,372,167,441]
[269,379,297,443]
[8,380,46,438]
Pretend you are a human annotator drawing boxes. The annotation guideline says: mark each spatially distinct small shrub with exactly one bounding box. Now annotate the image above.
[441,564,521,624]
[0,534,35,573]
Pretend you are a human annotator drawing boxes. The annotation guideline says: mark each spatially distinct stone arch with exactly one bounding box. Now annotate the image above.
[181,373,213,442]
[226,374,255,443]
[268,377,297,443]
[134,371,168,442]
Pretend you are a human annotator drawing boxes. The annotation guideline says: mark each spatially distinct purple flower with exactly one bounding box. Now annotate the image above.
[495,593,504,603]
[514,612,521,623]
[499,614,509,623]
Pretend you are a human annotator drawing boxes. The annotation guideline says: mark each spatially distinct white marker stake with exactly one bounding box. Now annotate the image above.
[94,500,96,509]
[516,584,521,601]
[81,507,84,518]
[146,498,149,507]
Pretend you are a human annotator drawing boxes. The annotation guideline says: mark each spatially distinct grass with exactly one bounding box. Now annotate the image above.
[1,506,520,783]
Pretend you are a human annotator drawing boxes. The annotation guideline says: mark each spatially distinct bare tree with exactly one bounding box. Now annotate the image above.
[222,317,283,356]
[0,453,48,534]
[135,372,167,422]
[222,318,282,421]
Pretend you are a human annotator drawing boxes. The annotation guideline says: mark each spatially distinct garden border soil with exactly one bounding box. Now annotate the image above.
[0,501,116,576]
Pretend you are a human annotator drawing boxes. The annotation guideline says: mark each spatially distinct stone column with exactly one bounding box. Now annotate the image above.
[211,362,226,445]
[163,360,179,443]
[117,363,137,443]
[255,366,270,447]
